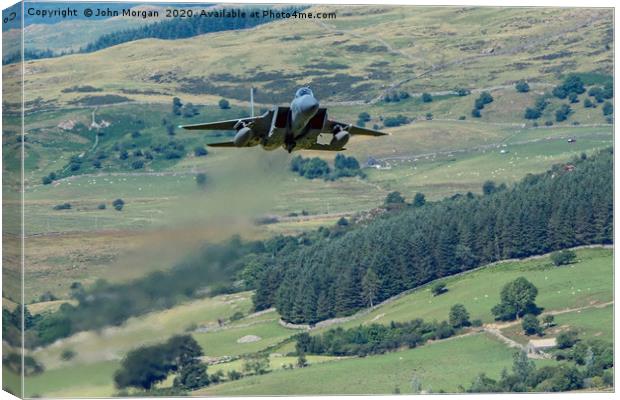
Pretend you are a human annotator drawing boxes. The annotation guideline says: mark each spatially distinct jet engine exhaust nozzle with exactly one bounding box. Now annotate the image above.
[331,130,350,148]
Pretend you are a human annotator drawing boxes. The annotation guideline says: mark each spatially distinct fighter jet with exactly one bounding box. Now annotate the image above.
[179,87,388,152]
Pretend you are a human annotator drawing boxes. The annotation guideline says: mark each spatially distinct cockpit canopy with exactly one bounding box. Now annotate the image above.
[295,87,314,98]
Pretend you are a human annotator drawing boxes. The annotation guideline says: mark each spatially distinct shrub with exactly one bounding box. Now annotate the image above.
[112,199,125,211]
[218,99,230,109]
[383,115,410,127]
[60,349,76,361]
[421,93,433,102]
[431,282,447,296]
[556,330,579,349]
[522,314,542,335]
[551,250,576,266]
[471,109,481,118]
[524,107,541,119]
[53,203,71,210]
[602,102,613,116]
[515,80,530,93]
[97,203,106,210]
[555,104,572,122]
[227,370,242,381]
[230,311,244,321]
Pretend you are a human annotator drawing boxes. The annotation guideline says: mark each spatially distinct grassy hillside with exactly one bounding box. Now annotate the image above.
[4,6,612,110]
[16,247,611,397]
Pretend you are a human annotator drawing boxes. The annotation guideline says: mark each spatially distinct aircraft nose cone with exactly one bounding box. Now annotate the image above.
[300,96,319,116]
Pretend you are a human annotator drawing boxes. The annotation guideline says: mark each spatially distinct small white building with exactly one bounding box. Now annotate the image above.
[526,337,557,357]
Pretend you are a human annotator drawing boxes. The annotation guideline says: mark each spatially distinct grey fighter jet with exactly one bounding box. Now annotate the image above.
[179,87,388,152]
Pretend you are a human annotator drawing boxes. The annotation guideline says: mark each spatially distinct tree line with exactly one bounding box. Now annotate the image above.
[2,6,308,65]
[253,148,612,324]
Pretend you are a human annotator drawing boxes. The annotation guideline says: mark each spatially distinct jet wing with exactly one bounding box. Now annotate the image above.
[323,120,389,136]
[179,116,261,131]
[207,141,237,148]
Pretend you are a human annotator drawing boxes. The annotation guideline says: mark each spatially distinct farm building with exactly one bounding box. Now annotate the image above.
[526,337,557,357]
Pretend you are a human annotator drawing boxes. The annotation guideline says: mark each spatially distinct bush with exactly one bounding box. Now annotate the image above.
[471,109,481,118]
[60,349,76,361]
[602,102,613,116]
[524,107,541,120]
[455,88,471,96]
[97,203,106,210]
[218,99,230,109]
[42,176,53,185]
[550,250,576,266]
[522,314,542,335]
[552,75,585,99]
[556,330,579,349]
[471,319,483,327]
[53,203,71,210]
[112,199,125,211]
[230,311,244,321]
[385,191,406,206]
[425,112,433,121]
[584,98,593,108]
[568,93,579,103]
[227,370,242,381]
[555,104,572,122]
[383,115,410,127]
[421,93,433,103]
[542,315,555,328]
[515,80,530,93]
[431,282,447,296]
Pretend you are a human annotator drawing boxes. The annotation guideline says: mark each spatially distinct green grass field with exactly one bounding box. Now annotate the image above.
[196,333,553,395]
[319,248,611,332]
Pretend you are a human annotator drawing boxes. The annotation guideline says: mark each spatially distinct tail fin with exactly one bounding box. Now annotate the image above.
[250,87,255,118]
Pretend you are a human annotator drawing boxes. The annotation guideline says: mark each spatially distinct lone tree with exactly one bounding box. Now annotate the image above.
[551,250,576,266]
[385,191,406,206]
[492,277,539,321]
[412,192,426,207]
[542,315,555,328]
[521,314,542,335]
[362,268,380,307]
[112,199,125,211]
[172,97,183,115]
[431,282,447,296]
[515,80,530,93]
[449,304,471,328]
[218,98,230,109]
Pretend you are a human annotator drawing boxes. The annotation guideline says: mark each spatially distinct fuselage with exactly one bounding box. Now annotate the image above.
[290,87,320,136]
